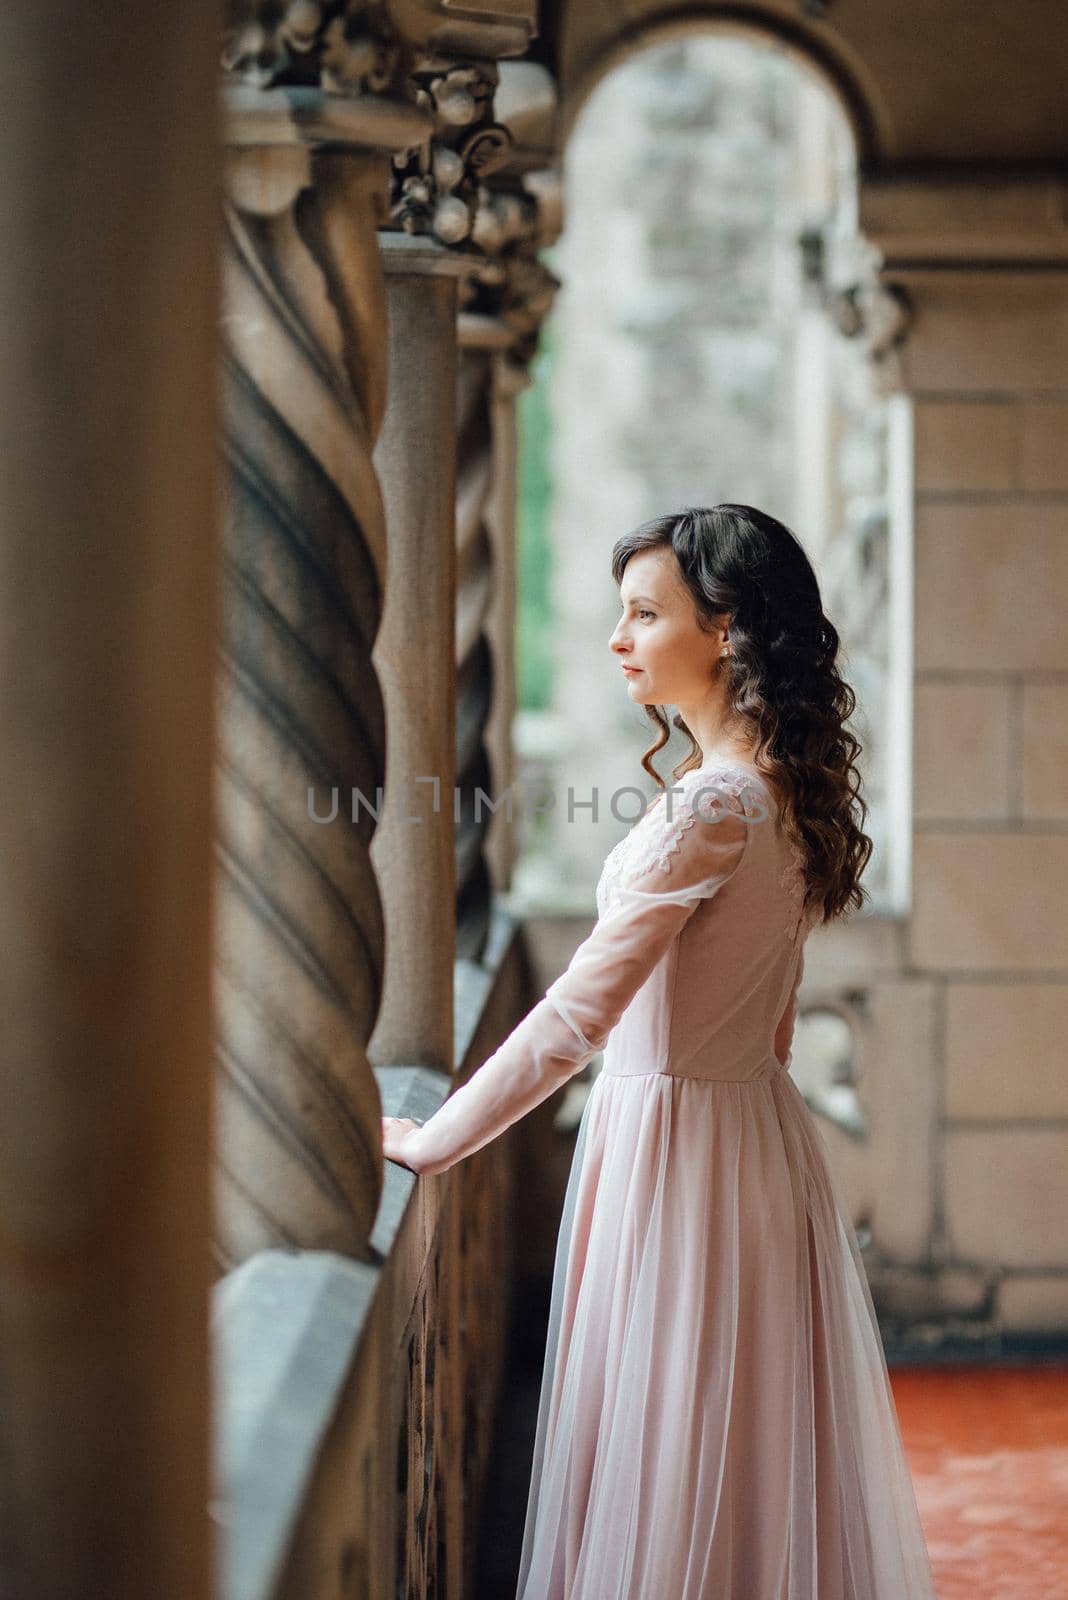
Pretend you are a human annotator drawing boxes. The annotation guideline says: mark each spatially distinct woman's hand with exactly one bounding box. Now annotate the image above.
[381,1115,424,1173]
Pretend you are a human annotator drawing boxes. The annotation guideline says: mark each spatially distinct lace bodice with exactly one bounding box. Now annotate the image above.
[598,761,813,942]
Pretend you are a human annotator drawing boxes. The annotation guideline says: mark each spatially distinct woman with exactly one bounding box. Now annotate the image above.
[383,505,938,1599]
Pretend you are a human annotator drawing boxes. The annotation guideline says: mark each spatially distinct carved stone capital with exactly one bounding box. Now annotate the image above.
[829,279,913,393]
[388,57,513,246]
[797,220,914,392]
[221,1,433,158]
[222,0,403,96]
[456,170,561,363]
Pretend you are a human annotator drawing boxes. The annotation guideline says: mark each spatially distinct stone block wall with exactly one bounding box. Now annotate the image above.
[904,276,1068,1335]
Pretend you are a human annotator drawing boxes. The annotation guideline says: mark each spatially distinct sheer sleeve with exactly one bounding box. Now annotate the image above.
[392,774,755,1177]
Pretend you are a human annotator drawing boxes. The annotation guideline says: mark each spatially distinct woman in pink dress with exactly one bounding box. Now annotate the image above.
[383,504,938,1599]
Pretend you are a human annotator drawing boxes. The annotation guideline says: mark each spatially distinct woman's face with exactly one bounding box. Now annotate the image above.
[609,546,725,709]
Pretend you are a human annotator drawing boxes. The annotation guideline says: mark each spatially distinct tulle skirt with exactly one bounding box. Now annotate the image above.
[515,1066,939,1600]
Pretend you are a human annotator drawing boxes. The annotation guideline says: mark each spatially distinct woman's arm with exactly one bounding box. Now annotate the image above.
[384,773,754,1177]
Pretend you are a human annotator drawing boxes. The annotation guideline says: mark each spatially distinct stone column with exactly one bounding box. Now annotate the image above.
[454,167,562,953]
[216,14,433,1268]
[478,72,563,896]
[0,10,218,1600]
[370,236,471,1065]
[368,48,524,1056]
[861,175,1068,1333]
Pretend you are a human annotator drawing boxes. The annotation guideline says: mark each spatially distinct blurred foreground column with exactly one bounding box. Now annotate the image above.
[0,9,220,1600]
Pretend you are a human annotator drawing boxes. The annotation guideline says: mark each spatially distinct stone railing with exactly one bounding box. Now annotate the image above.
[212,903,535,1599]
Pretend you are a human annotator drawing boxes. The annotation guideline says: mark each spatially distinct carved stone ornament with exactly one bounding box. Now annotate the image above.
[830,279,913,391]
[459,180,561,361]
[389,59,513,246]
[221,0,401,95]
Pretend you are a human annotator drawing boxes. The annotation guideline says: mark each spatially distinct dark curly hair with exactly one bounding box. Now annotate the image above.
[611,504,874,926]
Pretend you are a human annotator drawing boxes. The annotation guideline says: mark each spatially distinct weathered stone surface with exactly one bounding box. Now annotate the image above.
[915,504,1068,673]
[1000,1275,1068,1333]
[911,832,1068,972]
[914,400,1017,492]
[1020,401,1068,493]
[216,136,394,1269]
[913,683,1012,823]
[946,983,1068,1120]
[946,1128,1068,1268]
[1021,685,1068,822]
[213,1250,380,1600]
[369,239,468,1072]
[896,273,1068,394]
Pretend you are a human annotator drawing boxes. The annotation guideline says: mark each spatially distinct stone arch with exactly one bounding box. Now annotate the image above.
[557,9,885,167]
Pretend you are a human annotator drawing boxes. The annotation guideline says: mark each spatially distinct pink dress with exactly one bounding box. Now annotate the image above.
[398,757,938,1600]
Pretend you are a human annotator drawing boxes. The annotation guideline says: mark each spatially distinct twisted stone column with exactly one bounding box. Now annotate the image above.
[462,139,562,902]
[454,192,561,928]
[217,22,432,1268]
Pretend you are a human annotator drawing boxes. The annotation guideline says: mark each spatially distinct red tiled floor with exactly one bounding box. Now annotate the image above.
[890,1366,1068,1600]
